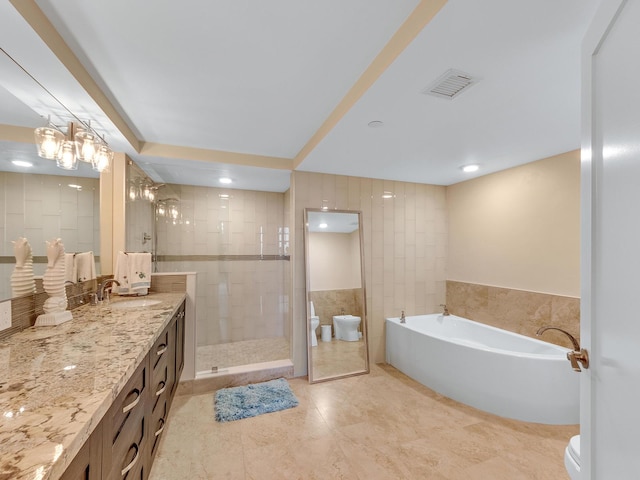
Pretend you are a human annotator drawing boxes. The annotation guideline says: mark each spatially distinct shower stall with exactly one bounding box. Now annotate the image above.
[126,163,290,376]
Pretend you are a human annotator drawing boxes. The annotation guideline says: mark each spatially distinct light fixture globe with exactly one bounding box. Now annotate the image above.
[92,143,113,173]
[34,126,64,159]
[56,140,78,170]
[74,126,97,163]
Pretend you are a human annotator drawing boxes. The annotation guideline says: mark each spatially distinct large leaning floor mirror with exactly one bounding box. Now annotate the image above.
[305,208,369,383]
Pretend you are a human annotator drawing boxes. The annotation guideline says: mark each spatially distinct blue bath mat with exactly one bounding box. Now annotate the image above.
[214,378,299,422]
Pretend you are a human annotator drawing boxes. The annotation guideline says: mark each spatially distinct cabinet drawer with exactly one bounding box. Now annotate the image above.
[60,423,102,480]
[102,358,149,480]
[149,396,168,462]
[112,407,146,478]
[151,363,168,413]
[151,328,170,372]
[108,360,147,444]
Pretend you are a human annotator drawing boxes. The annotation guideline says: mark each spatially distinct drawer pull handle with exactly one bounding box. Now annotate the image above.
[156,381,167,396]
[122,389,141,414]
[156,344,168,356]
[121,443,139,476]
[155,418,165,437]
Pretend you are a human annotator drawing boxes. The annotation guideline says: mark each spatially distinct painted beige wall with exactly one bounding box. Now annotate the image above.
[447,150,580,297]
[309,232,361,291]
[292,171,447,376]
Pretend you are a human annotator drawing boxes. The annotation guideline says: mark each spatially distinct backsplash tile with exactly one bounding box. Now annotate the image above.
[446,280,580,346]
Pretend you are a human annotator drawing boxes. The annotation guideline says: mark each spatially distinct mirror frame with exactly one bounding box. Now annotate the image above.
[304,208,369,383]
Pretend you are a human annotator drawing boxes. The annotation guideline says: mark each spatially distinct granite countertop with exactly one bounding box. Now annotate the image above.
[0,292,186,480]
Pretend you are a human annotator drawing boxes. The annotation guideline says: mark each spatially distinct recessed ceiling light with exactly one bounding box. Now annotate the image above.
[318,223,328,229]
[382,191,395,199]
[12,160,33,168]
[219,177,232,184]
[368,120,384,128]
[68,184,82,190]
[461,164,479,173]
[218,194,230,199]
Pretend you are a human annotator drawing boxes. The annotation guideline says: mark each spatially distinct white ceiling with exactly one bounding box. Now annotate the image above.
[0,0,600,191]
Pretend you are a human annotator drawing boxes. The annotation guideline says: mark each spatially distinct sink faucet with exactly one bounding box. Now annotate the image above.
[536,326,589,372]
[97,279,120,302]
[400,310,406,323]
[440,304,450,316]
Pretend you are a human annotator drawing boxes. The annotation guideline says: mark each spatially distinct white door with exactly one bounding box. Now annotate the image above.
[581,0,640,477]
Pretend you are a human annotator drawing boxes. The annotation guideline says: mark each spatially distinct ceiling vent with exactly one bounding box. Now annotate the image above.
[421,69,477,100]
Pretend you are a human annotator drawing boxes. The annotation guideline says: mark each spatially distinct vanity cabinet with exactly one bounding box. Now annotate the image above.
[59,299,186,480]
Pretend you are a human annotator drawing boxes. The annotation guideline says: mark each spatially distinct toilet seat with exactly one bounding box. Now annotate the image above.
[564,435,580,480]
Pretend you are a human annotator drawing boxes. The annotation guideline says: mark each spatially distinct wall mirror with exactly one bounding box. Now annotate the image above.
[304,208,369,383]
[0,140,101,301]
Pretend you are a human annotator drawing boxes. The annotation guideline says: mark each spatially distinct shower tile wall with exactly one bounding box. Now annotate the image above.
[0,172,100,300]
[292,172,448,373]
[154,185,288,351]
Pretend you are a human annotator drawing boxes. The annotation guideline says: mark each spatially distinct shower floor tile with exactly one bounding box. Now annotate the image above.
[196,337,289,373]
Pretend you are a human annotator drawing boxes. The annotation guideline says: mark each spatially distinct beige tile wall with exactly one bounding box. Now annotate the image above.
[446,280,580,346]
[292,172,447,375]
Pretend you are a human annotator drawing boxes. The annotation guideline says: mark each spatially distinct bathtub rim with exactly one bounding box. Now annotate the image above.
[385,313,572,360]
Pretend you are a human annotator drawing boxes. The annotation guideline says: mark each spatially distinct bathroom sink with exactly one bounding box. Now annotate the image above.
[111,298,162,309]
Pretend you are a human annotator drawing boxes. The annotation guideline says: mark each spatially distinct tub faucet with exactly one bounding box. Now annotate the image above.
[400,310,406,323]
[439,304,450,316]
[536,326,589,372]
[97,279,120,302]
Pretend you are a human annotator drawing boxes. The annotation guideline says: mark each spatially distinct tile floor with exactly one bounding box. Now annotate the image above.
[311,337,367,380]
[197,337,290,374]
[150,363,577,479]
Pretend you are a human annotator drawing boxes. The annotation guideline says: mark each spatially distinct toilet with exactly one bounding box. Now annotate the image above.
[564,435,580,480]
[333,314,361,341]
[310,301,320,347]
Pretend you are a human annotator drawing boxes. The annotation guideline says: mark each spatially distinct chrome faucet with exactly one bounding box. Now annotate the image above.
[400,310,406,323]
[440,304,450,316]
[536,326,589,372]
[97,279,120,302]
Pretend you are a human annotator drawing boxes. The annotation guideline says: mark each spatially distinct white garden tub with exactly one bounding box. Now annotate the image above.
[385,313,579,424]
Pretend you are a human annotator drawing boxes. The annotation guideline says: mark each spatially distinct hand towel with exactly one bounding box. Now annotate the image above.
[114,251,130,294]
[128,253,151,295]
[64,253,75,283]
[74,251,96,283]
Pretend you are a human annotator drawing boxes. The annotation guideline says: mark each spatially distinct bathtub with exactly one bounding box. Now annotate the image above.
[385,314,579,424]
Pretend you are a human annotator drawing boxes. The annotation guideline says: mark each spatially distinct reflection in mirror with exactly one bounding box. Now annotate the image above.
[0,140,100,301]
[305,208,369,383]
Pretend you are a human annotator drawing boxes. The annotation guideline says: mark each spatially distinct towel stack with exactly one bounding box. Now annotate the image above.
[114,252,152,295]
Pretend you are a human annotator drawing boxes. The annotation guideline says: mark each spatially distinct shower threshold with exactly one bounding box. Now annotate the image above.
[196,359,293,380]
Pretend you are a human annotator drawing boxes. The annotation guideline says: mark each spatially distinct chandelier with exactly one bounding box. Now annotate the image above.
[34,118,113,173]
